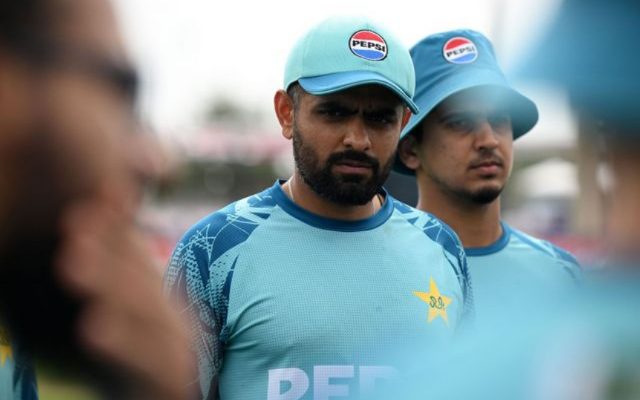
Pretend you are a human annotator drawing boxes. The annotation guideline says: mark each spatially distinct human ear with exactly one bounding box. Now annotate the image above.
[399,107,412,131]
[398,134,422,172]
[274,90,295,140]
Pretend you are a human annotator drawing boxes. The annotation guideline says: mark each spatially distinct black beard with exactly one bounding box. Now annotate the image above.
[466,187,503,204]
[292,124,393,206]
[428,170,503,205]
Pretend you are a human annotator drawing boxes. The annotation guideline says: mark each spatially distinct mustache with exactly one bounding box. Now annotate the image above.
[468,154,504,169]
[326,150,380,170]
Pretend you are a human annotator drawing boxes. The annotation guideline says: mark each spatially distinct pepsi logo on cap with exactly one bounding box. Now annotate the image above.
[443,37,478,64]
[349,30,388,61]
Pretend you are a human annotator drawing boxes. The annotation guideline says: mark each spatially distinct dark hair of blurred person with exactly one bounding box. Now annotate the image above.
[0,0,193,399]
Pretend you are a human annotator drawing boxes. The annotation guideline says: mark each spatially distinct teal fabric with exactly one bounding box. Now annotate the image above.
[165,181,472,400]
[283,16,418,113]
[466,223,581,320]
[0,327,38,400]
[379,270,640,400]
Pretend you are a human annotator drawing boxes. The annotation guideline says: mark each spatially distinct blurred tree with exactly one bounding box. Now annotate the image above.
[204,96,263,130]
[153,160,279,204]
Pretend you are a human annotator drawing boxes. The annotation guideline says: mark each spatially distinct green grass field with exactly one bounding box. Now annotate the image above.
[37,367,99,400]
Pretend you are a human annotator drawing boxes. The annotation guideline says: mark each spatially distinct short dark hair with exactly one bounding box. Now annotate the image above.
[408,120,425,144]
[0,0,52,51]
[287,82,304,111]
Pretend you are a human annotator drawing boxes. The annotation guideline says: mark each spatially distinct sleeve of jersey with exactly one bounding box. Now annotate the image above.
[164,211,245,400]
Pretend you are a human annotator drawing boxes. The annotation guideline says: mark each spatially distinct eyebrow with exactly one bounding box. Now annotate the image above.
[363,107,400,118]
[437,110,476,122]
[314,100,400,114]
[313,100,358,112]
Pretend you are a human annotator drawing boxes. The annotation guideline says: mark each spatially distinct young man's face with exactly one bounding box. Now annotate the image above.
[284,84,410,205]
[404,89,514,205]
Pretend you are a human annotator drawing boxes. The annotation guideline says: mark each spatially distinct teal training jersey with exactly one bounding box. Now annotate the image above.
[165,181,472,400]
[465,222,580,319]
[0,326,38,400]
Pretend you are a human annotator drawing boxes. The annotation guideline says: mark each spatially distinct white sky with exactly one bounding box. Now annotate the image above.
[112,0,565,137]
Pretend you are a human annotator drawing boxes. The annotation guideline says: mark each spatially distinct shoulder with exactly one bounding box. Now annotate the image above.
[391,199,465,261]
[174,188,278,256]
[508,225,581,272]
[391,199,469,283]
[165,187,279,289]
[391,199,474,319]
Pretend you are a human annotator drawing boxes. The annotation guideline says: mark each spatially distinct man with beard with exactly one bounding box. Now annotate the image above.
[395,30,580,319]
[0,0,193,398]
[165,16,473,400]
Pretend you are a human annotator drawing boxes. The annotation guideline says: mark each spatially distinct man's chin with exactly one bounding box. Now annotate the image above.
[335,173,370,184]
[468,186,502,204]
[318,180,380,206]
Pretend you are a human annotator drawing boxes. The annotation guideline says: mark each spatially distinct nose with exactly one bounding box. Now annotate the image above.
[473,120,500,151]
[342,117,371,152]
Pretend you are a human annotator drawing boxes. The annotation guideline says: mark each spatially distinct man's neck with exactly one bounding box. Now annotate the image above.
[284,173,381,221]
[416,179,502,249]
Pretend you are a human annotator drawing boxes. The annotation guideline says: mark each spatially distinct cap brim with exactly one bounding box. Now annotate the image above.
[298,71,420,114]
[393,77,538,175]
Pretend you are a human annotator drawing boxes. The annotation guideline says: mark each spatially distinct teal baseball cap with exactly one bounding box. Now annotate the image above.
[283,16,419,114]
[394,29,539,175]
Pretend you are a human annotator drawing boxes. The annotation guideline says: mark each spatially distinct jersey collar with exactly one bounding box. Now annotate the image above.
[270,180,394,232]
[464,221,511,257]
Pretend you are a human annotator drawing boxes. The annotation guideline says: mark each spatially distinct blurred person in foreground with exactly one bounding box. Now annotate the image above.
[380,1,640,399]
[0,0,193,398]
[165,16,473,400]
[394,30,580,320]
[515,1,640,396]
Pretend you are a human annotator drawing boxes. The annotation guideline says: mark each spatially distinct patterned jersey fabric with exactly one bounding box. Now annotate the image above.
[165,181,472,400]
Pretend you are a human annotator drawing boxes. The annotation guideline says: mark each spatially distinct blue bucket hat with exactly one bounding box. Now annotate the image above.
[518,0,640,132]
[394,29,539,175]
